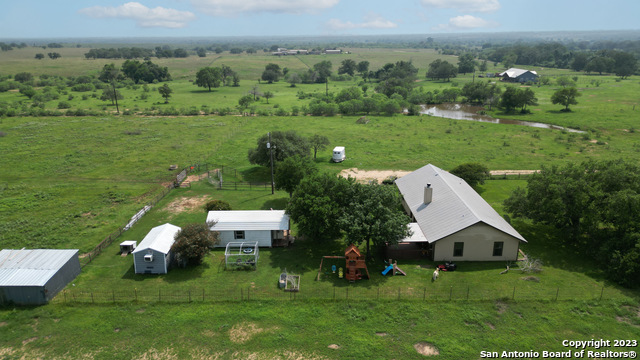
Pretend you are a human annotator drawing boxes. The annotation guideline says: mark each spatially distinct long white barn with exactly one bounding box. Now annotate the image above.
[207,210,289,247]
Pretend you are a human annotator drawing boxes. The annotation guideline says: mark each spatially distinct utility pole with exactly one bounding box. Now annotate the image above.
[268,132,275,194]
[112,81,120,114]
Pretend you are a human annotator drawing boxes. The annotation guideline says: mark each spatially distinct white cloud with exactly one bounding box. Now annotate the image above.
[190,0,340,16]
[434,15,497,30]
[421,0,500,13]
[327,13,398,31]
[79,2,196,28]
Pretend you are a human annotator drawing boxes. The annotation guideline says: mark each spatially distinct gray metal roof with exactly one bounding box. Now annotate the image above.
[207,210,289,231]
[0,249,79,286]
[395,164,526,244]
[133,223,181,255]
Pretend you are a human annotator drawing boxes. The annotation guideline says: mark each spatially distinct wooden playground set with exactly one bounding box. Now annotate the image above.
[317,244,406,282]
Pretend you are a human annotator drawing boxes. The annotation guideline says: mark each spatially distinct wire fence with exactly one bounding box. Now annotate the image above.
[78,119,251,267]
[53,284,619,305]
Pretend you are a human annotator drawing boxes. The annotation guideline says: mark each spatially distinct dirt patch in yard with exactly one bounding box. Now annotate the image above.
[339,168,411,183]
[135,348,178,360]
[164,195,211,214]
[229,322,272,344]
[22,337,38,346]
[0,321,6,327]
[414,342,439,356]
[185,173,209,183]
[328,344,341,349]
[495,300,508,314]
[340,168,541,182]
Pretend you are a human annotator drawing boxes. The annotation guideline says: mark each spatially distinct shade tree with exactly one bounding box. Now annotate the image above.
[551,87,581,111]
[247,130,310,167]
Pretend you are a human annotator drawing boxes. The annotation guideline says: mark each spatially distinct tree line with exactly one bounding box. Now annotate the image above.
[504,159,640,288]
[84,46,190,60]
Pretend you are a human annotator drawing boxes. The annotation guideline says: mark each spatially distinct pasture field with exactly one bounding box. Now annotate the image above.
[1,47,639,359]
[2,112,639,253]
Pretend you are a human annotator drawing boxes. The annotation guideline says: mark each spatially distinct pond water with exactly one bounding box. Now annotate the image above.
[421,103,584,133]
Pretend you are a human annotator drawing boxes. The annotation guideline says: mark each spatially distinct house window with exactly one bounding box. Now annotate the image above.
[453,242,464,257]
[493,242,504,257]
[144,254,153,262]
[234,231,245,240]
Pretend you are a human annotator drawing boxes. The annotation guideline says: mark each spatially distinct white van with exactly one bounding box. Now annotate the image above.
[332,146,345,162]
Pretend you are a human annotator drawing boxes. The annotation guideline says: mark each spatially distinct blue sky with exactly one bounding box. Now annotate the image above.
[1,0,639,39]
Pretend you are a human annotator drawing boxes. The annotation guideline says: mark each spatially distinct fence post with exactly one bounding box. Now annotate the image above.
[599,285,604,300]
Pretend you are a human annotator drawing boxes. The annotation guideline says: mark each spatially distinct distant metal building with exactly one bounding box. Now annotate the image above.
[498,68,539,83]
[0,249,81,305]
[132,223,181,274]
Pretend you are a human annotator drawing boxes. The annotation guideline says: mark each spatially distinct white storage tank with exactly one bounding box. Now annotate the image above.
[332,146,345,162]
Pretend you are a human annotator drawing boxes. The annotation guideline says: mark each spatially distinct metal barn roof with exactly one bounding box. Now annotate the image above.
[395,164,526,244]
[0,249,79,286]
[207,210,290,231]
[132,223,181,255]
[499,68,538,78]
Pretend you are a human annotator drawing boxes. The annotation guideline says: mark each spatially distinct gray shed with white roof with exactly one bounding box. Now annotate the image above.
[395,164,526,261]
[133,223,181,274]
[499,68,538,83]
[207,210,289,247]
[0,249,81,305]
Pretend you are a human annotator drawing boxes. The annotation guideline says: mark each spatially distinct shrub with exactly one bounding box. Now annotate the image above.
[171,223,219,267]
[204,199,232,212]
[71,83,95,92]
[57,101,71,109]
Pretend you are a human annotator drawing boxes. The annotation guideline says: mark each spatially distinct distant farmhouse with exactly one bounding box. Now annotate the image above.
[207,210,290,248]
[498,68,538,83]
[393,164,526,261]
[324,49,342,54]
[0,249,81,305]
[133,223,181,274]
[272,48,309,56]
